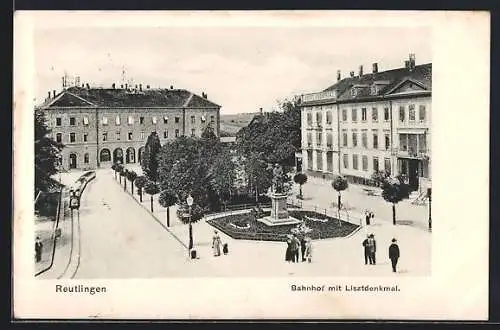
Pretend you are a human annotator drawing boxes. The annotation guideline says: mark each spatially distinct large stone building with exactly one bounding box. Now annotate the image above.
[298,54,431,194]
[37,84,221,171]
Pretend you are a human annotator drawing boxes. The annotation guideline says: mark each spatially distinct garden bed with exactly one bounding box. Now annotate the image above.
[207,210,359,242]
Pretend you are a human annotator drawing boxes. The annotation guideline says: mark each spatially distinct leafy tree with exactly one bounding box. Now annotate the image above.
[159,190,177,227]
[34,108,64,192]
[134,175,148,202]
[332,175,348,226]
[126,170,137,195]
[157,132,236,212]
[293,173,308,199]
[141,131,162,182]
[381,176,411,225]
[236,99,300,198]
[144,181,160,213]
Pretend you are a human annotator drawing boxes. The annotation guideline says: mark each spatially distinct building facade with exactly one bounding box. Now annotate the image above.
[299,55,431,193]
[37,85,221,171]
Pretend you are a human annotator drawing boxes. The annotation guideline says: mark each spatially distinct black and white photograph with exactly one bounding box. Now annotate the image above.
[14,11,489,319]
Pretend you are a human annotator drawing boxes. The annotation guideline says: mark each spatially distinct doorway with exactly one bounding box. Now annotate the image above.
[69,154,77,169]
[408,159,419,191]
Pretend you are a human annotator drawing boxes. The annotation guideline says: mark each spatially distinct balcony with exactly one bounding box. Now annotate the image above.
[301,90,337,103]
[396,147,430,159]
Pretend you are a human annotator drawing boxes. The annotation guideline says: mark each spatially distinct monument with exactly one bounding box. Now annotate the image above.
[257,164,301,226]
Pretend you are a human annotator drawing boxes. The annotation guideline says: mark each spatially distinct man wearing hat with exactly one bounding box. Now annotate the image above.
[388,238,400,273]
[35,236,43,263]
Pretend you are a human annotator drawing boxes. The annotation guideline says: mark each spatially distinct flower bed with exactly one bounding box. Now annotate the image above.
[207,210,359,242]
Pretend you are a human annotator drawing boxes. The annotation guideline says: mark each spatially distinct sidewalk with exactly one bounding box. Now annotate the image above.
[111,167,430,276]
[299,175,431,232]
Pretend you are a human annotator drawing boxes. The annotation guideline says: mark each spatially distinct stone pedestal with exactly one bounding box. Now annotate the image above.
[257,193,301,226]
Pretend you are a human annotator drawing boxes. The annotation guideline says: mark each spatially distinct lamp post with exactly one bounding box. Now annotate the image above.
[186,194,194,252]
[428,187,432,231]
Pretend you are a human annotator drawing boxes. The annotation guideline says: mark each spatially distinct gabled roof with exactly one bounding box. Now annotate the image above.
[43,86,221,109]
[309,63,432,104]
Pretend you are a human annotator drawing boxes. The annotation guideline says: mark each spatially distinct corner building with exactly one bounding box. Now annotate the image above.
[38,85,221,171]
[299,55,431,194]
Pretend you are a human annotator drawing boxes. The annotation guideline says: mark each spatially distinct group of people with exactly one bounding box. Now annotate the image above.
[212,230,228,257]
[362,234,401,273]
[285,234,313,263]
[364,210,375,225]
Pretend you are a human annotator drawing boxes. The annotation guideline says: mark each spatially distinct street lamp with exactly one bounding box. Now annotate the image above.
[186,194,194,252]
[427,187,432,231]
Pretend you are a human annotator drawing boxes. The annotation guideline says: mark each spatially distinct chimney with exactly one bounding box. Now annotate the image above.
[86,83,90,89]
[81,84,85,88]
[139,84,142,91]
[404,60,410,69]
[409,53,416,71]
[203,93,207,99]
[52,90,56,98]
[170,85,173,90]
[372,63,378,73]
[350,71,355,78]
[48,91,51,99]
[146,85,150,89]
[120,84,124,89]
[259,107,263,114]
[125,84,128,90]
[337,70,341,81]
[112,83,116,89]
[359,65,363,77]
[135,84,138,89]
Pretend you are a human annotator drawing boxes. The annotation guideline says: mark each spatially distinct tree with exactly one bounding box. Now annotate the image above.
[134,176,148,203]
[159,190,177,227]
[381,176,411,225]
[157,133,236,212]
[34,108,64,192]
[116,164,124,184]
[236,100,300,199]
[293,173,308,199]
[144,181,160,213]
[371,170,390,187]
[126,170,137,195]
[332,175,349,226]
[141,131,162,182]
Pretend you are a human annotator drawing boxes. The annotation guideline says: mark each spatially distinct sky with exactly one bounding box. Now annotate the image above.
[34,26,431,114]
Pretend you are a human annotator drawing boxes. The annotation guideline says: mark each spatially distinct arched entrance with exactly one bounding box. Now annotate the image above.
[100,148,111,162]
[126,147,136,164]
[138,147,145,164]
[69,153,77,169]
[113,148,124,164]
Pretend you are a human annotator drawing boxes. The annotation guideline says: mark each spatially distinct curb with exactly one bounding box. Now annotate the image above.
[111,176,189,250]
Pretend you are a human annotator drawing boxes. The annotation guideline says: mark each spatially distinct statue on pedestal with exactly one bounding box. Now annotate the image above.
[271,163,285,194]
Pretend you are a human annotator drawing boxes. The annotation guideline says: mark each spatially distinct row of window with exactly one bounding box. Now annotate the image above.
[55,114,215,127]
[342,130,390,150]
[306,151,392,174]
[343,154,391,173]
[54,128,197,143]
[306,105,427,125]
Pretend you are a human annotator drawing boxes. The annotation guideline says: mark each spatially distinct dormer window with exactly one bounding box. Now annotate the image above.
[371,84,378,95]
[351,88,357,97]
[115,115,121,125]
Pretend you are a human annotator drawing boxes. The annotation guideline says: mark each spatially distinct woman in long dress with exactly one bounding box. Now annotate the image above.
[212,230,222,257]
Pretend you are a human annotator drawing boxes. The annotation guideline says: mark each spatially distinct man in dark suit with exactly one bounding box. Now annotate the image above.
[368,234,377,264]
[362,235,370,265]
[389,238,400,273]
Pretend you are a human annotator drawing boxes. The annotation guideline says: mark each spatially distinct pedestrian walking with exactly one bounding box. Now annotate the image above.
[35,236,43,263]
[290,234,300,263]
[368,234,377,265]
[362,234,370,265]
[285,235,293,262]
[304,236,313,263]
[365,210,371,226]
[212,230,222,257]
[389,238,400,273]
[300,236,307,262]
